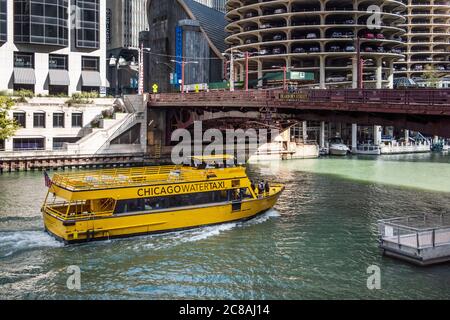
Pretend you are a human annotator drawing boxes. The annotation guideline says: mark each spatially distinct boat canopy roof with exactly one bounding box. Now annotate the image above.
[49,165,247,193]
[190,155,235,162]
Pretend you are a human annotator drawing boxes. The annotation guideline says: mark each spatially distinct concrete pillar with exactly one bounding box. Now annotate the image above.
[4,138,13,152]
[376,57,383,89]
[352,124,358,151]
[404,130,410,142]
[434,136,439,144]
[336,123,342,136]
[257,61,263,88]
[239,63,245,82]
[302,121,308,143]
[320,121,326,148]
[352,58,358,89]
[46,137,53,151]
[374,126,382,145]
[319,56,326,89]
[387,60,394,89]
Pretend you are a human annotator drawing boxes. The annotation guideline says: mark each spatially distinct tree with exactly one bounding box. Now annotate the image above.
[422,65,445,88]
[0,96,19,140]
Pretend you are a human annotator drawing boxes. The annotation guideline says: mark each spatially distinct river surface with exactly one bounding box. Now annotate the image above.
[1,153,450,300]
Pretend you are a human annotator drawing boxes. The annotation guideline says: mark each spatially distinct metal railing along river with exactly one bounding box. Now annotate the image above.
[378,214,450,265]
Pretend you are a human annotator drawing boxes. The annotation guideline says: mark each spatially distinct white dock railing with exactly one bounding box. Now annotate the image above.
[379,214,450,250]
[380,141,431,154]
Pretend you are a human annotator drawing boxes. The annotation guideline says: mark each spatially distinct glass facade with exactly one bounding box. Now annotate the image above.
[14,0,69,46]
[75,0,99,49]
[0,0,6,42]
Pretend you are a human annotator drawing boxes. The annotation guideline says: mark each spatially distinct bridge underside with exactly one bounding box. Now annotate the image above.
[160,107,450,138]
[149,89,450,138]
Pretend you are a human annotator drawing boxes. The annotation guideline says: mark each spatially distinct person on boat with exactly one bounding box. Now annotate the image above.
[258,181,265,198]
[265,182,270,195]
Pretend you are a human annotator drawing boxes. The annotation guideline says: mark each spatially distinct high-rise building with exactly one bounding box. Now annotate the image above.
[225,0,406,89]
[395,0,450,87]
[0,0,107,96]
[106,0,149,95]
[194,0,226,13]
[141,0,227,93]
[0,0,6,42]
[106,0,149,50]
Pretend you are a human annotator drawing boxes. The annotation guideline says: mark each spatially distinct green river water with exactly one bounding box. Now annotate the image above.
[0,153,449,299]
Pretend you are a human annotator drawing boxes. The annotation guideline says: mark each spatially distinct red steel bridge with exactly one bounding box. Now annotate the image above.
[148,89,450,137]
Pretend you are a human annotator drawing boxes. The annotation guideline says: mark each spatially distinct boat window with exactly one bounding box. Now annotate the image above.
[114,190,230,214]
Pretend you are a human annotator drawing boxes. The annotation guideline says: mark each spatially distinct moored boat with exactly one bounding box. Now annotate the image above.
[41,155,285,244]
[328,137,350,156]
[352,144,381,155]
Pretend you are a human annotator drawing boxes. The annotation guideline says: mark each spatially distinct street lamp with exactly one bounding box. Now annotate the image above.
[109,56,128,97]
[170,59,199,93]
[126,44,151,95]
[224,50,263,92]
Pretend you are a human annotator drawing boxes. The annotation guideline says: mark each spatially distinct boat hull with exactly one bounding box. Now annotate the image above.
[329,148,348,156]
[43,189,284,244]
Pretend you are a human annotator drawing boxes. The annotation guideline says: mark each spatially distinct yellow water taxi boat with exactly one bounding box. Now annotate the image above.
[41,155,285,244]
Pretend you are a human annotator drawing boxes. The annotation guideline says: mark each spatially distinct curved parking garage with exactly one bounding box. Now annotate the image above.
[395,0,450,85]
[225,0,406,88]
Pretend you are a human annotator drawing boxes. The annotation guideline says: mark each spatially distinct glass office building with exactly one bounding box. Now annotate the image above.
[76,0,100,49]
[14,0,69,46]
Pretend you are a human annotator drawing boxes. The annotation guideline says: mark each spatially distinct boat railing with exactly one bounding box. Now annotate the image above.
[50,166,210,190]
[378,214,450,250]
[45,201,114,220]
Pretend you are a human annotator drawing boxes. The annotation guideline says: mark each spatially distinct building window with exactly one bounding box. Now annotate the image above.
[49,54,68,70]
[111,124,141,145]
[13,112,26,128]
[0,139,4,151]
[33,112,46,128]
[53,137,80,150]
[14,0,69,46]
[53,113,65,128]
[82,56,99,71]
[75,0,100,49]
[0,0,6,42]
[72,113,83,128]
[14,52,34,68]
[13,138,45,151]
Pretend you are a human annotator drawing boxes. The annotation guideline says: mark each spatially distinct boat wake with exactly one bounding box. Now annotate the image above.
[0,231,63,258]
[135,209,281,250]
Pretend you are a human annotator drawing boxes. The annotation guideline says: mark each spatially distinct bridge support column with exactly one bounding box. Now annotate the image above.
[320,121,326,148]
[434,136,439,144]
[376,57,383,89]
[302,121,308,143]
[336,123,342,137]
[319,56,326,89]
[352,124,358,151]
[374,126,382,145]
[404,130,410,142]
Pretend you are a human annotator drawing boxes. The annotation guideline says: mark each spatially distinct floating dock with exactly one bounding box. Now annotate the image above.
[378,214,450,266]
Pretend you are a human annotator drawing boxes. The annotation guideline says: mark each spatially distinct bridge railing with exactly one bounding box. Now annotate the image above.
[150,89,450,106]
